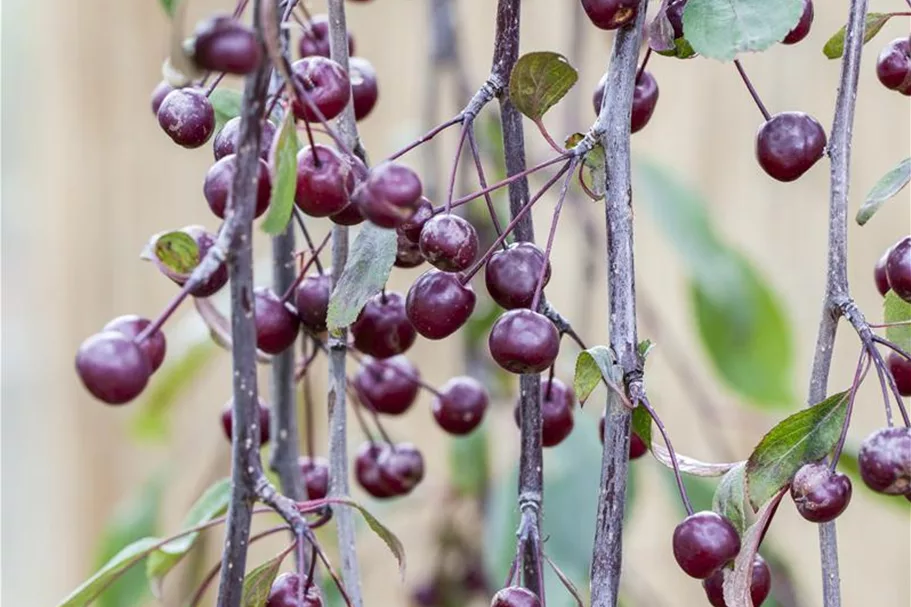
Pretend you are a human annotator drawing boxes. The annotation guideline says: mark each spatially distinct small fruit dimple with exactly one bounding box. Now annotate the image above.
[790,462,852,523]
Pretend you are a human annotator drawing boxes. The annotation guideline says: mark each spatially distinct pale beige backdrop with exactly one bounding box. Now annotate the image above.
[2,0,910,605]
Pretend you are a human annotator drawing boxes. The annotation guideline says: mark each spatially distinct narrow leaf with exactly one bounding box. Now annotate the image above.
[652,443,743,477]
[683,0,803,61]
[210,88,244,132]
[542,554,584,607]
[573,345,615,404]
[631,405,652,447]
[261,110,300,234]
[146,478,231,594]
[823,12,894,59]
[857,158,911,225]
[746,391,850,510]
[722,490,786,607]
[326,224,397,332]
[449,423,490,497]
[158,0,177,17]
[57,537,162,607]
[240,552,286,607]
[508,52,579,120]
[312,497,406,577]
[712,463,749,535]
[884,290,911,352]
[152,231,199,275]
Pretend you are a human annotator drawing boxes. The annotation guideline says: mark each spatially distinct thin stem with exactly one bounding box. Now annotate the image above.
[868,319,911,328]
[869,344,894,427]
[135,279,195,343]
[204,72,227,97]
[635,48,652,84]
[830,349,870,471]
[733,59,771,122]
[466,126,506,240]
[280,232,331,302]
[293,208,326,274]
[302,340,318,459]
[445,123,471,213]
[867,341,911,426]
[534,118,568,155]
[639,396,693,515]
[387,116,463,162]
[873,334,911,362]
[530,159,578,311]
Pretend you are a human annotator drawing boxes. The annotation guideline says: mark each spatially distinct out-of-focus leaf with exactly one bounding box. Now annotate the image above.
[509,52,579,121]
[683,0,803,61]
[884,290,911,352]
[158,0,177,17]
[856,157,911,225]
[722,490,786,607]
[210,88,244,132]
[58,538,161,607]
[823,12,895,59]
[261,110,300,234]
[449,423,490,497]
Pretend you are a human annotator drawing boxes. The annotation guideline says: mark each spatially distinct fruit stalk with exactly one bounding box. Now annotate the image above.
[215,1,272,603]
[806,0,869,603]
[588,2,649,606]
[326,0,364,605]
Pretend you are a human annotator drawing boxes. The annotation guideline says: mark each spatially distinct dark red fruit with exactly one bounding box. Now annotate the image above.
[885,236,911,302]
[875,247,892,296]
[513,378,574,447]
[598,414,649,459]
[254,287,300,354]
[350,57,379,121]
[887,352,911,396]
[490,586,541,607]
[174,226,229,298]
[213,116,276,160]
[594,71,659,132]
[876,37,911,95]
[191,15,261,75]
[378,443,425,495]
[755,111,826,182]
[295,272,331,333]
[406,269,476,340]
[399,198,434,242]
[858,427,911,495]
[580,0,639,30]
[355,442,396,498]
[266,572,322,607]
[355,162,424,229]
[203,154,271,219]
[411,582,441,607]
[489,310,560,374]
[703,555,771,607]
[290,57,351,122]
[790,462,852,523]
[103,315,167,372]
[295,144,357,217]
[75,331,152,405]
[485,242,551,309]
[298,14,354,59]
[330,200,365,226]
[782,0,814,45]
[419,214,479,272]
[299,456,330,500]
[672,511,741,579]
[151,81,174,115]
[220,399,271,445]
[157,88,215,148]
[353,355,421,415]
[433,376,488,435]
[394,231,425,268]
[351,292,416,358]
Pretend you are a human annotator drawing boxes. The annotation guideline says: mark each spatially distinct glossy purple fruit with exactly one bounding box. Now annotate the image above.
[876,37,911,95]
[254,287,300,354]
[378,443,425,495]
[355,162,424,229]
[355,442,396,498]
[150,81,174,115]
[491,586,541,607]
[103,315,167,372]
[593,70,659,133]
[755,111,826,182]
[485,242,551,309]
[299,456,330,500]
[203,154,271,219]
[351,292,416,358]
[406,269,476,340]
[513,378,574,447]
[298,14,354,59]
[220,399,271,445]
[489,309,560,374]
[580,0,639,30]
[858,427,911,495]
[295,144,357,217]
[419,214,479,272]
[295,272,331,332]
[885,236,911,302]
[353,355,421,415]
[213,116,276,160]
[887,352,911,396]
[191,15,261,75]
[350,57,379,120]
[790,462,852,523]
[394,231,425,268]
[266,572,322,607]
[399,198,434,242]
[672,511,741,579]
[703,555,771,607]
[875,247,892,296]
[290,56,351,122]
[330,200,366,226]
[782,0,814,45]
[432,376,489,435]
[75,331,152,405]
[157,88,215,148]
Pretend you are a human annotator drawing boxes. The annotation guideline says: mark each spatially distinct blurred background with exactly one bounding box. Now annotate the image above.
[2,0,910,605]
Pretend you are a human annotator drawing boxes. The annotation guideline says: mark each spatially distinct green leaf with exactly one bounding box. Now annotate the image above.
[158,0,177,17]
[240,552,286,607]
[573,345,615,404]
[631,404,652,447]
[746,391,849,510]
[508,51,579,121]
[210,88,244,132]
[712,463,748,534]
[326,224,398,332]
[261,110,300,234]
[822,12,894,59]
[58,537,162,606]
[93,474,163,607]
[131,340,217,442]
[153,231,199,275]
[146,478,231,594]
[683,0,803,61]
[322,497,406,577]
[449,423,490,497]
[637,339,655,365]
[857,158,911,225]
[563,133,605,200]
[722,490,786,605]
[884,291,911,352]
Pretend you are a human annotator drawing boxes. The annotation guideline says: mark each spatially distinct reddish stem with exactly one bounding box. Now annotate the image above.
[639,395,694,515]
[530,159,578,311]
[733,59,772,121]
[466,125,506,241]
[387,115,463,162]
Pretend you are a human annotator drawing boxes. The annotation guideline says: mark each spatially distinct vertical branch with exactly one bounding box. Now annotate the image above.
[807,0,869,604]
[216,1,271,604]
[327,1,363,606]
[588,3,649,607]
